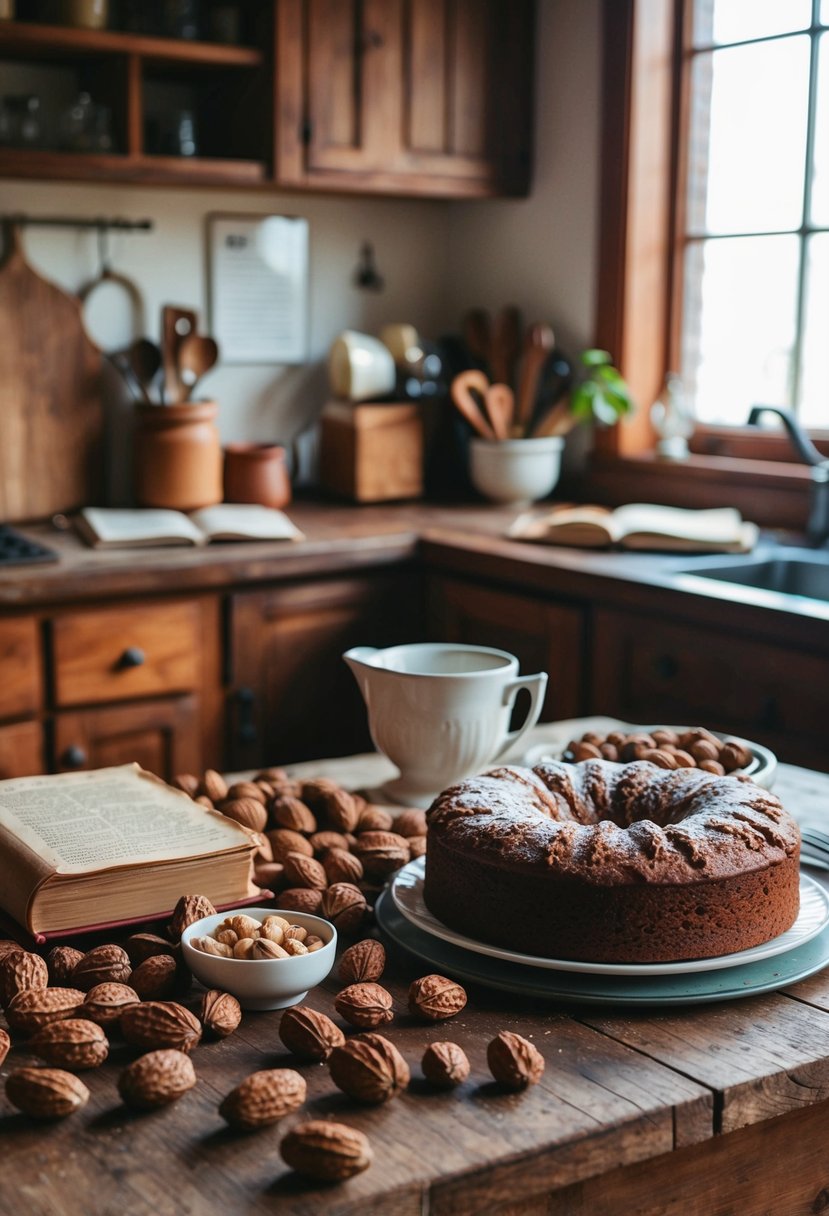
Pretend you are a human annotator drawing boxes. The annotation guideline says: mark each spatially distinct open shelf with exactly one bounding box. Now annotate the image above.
[0,147,267,186]
[0,21,264,69]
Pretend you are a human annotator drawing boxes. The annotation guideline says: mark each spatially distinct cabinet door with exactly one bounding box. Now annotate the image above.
[0,618,41,720]
[229,572,424,769]
[275,0,533,196]
[53,696,201,781]
[429,576,585,721]
[591,607,829,771]
[0,721,44,778]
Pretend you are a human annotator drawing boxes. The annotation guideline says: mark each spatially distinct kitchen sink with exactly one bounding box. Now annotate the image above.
[677,549,829,604]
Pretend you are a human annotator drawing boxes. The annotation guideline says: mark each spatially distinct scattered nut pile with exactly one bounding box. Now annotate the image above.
[191,913,325,959]
[562,726,753,775]
[172,768,427,923]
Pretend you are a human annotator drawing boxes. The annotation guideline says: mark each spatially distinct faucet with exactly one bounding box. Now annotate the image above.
[747,405,829,545]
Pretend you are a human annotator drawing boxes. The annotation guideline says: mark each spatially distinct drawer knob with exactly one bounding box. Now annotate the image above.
[119,646,146,669]
[62,745,87,768]
[654,654,679,680]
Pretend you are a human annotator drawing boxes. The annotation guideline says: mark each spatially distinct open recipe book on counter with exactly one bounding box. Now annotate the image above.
[0,765,261,941]
[508,503,758,553]
[74,505,304,549]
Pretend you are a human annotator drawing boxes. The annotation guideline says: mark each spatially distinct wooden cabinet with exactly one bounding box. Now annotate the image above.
[428,576,585,721]
[275,0,534,197]
[0,721,43,778]
[228,571,425,769]
[53,695,201,776]
[591,607,829,770]
[0,617,41,720]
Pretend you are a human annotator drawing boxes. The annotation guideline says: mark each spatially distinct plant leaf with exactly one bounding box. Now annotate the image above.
[580,349,613,367]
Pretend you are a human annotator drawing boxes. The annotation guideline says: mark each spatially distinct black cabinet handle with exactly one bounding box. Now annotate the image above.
[62,745,87,768]
[118,646,146,669]
[654,654,679,680]
[235,687,257,745]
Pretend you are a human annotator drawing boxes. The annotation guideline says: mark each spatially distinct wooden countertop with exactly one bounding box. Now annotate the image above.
[3,719,829,1215]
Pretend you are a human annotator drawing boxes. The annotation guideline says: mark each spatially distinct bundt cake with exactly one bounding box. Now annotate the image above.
[424,759,801,963]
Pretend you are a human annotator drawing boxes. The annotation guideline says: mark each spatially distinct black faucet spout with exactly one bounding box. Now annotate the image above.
[747,405,829,546]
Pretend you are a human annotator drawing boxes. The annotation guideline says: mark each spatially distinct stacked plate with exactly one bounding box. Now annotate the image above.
[376,857,829,1007]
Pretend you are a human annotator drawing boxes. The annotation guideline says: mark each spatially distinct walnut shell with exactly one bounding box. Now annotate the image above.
[71,944,132,992]
[226,781,268,805]
[200,769,228,802]
[309,830,350,854]
[271,796,317,834]
[6,986,85,1035]
[0,940,23,963]
[118,1048,196,1110]
[200,989,242,1038]
[280,1120,373,1182]
[393,809,428,838]
[279,887,324,915]
[82,982,140,1026]
[421,1041,470,1089]
[487,1031,545,1090]
[267,828,314,861]
[130,954,178,1001]
[321,882,367,934]
[6,1067,89,1119]
[47,946,85,986]
[282,851,328,890]
[352,831,410,878]
[121,1001,202,1053]
[0,949,49,1009]
[29,1018,109,1070]
[323,847,363,885]
[409,974,467,1021]
[337,939,386,985]
[329,1033,410,1105]
[279,1005,345,1060]
[125,933,178,965]
[219,1068,306,1130]
[219,796,268,833]
[357,805,394,832]
[168,894,217,941]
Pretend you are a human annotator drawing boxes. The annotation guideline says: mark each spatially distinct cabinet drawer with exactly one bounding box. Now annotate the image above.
[0,721,43,778]
[53,695,200,780]
[0,618,41,720]
[52,602,201,707]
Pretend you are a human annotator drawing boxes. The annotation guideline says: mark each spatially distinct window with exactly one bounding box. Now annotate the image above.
[679,1,829,428]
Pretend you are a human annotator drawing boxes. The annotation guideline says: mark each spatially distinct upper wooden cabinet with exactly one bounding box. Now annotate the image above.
[275,0,534,197]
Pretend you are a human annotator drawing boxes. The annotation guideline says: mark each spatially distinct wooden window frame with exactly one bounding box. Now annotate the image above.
[585,0,822,529]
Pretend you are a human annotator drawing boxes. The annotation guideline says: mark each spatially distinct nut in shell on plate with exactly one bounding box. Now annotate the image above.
[219,1068,306,1130]
[119,1048,197,1110]
[329,1032,410,1104]
[180,908,336,1010]
[281,1120,373,1182]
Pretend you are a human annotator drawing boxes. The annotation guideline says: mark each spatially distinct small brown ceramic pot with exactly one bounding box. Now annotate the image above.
[135,401,223,511]
[223,443,292,510]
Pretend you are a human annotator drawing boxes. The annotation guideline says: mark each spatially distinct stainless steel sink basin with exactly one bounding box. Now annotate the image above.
[678,550,829,604]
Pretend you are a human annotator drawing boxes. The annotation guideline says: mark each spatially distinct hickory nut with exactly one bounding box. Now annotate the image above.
[82,982,140,1025]
[219,1068,306,1130]
[282,851,328,890]
[121,1001,202,1053]
[409,974,467,1021]
[169,894,217,941]
[130,954,178,1001]
[6,986,85,1035]
[323,848,363,885]
[119,1049,197,1110]
[267,828,313,861]
[393,808,428,838]
[337,939,386,985]
[309,830,350,854]
[200,990,242,1038]
[47,946,85,985]
[200,769,228,802]
[329,1033,410,1105]
[421,1041,471,1089]
[220,797,268,833]
[352,831,409,878]
[29,1018,109,1070]
[322,882,367,934]
[357,805,394,832]
[334,982,393,1029]
[279,1005,345,1061]
[125,933,178,965]
[487,1031,545,1091]
[271,796,317,834]
[313,785,360,833]
[280,887,323,915]
[6,1067,89,1119]
[281,1120,373,1182]
[71,944,132,991]
[0,950,48,1009]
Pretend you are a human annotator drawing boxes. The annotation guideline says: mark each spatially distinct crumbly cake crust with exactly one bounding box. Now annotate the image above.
[423,760,801,963]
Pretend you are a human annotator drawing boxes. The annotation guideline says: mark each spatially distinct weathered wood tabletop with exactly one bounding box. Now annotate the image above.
[2,718,829,1216]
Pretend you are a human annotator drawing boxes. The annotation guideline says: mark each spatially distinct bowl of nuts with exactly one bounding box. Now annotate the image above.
[180,908,337,1010]
[524,725,777,789]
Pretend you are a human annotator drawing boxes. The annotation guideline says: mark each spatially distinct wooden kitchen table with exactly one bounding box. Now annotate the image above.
[2,718,829,1216]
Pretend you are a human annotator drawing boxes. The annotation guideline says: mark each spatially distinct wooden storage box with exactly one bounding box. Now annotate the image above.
[318,401,424,502]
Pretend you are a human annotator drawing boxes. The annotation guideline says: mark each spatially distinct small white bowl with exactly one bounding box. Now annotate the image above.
[469,436,564,505]
[180,908,337,1011]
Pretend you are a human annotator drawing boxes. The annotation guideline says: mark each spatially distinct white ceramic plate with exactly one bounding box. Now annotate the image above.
[522,725,778,790]
[376,888,829,1007]
[391,858,828,977]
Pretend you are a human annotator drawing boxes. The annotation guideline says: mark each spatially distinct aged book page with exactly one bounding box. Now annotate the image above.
[0,765,251,875]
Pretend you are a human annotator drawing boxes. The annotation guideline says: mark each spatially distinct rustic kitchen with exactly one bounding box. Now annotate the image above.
[1,1,829,1213]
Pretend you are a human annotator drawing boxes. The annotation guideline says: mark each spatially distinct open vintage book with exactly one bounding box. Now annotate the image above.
[75,505,304,549]
[0,765,259,939]
[508,503,758,553]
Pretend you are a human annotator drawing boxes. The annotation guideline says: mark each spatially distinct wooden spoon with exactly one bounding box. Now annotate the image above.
[128,339,162,401]
[490,306,522,388]
[450,369,496,439]
[516,324,556,432]
[178,334,219,401]
[484,383,515,440]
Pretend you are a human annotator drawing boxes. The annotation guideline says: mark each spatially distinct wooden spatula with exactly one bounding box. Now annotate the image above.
[162,305,197,404]
[450,369,496,439]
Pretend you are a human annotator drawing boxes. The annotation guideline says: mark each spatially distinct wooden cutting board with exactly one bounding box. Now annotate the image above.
[0,224,103,522]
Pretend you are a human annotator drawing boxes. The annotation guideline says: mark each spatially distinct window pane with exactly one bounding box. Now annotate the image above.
[687,39,810,235]
[811,34,829,224]
[682,236,799,425]
[694,0,811,47]
[799,235,829,428]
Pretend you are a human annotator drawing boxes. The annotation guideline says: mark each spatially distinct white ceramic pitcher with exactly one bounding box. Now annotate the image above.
[344,642,548,806]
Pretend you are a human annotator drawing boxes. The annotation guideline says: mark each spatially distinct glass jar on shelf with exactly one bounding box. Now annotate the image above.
[650,372,695,460]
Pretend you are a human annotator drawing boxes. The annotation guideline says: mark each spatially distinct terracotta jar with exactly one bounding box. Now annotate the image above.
[135,401,223,511]
[223,443,292,510]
